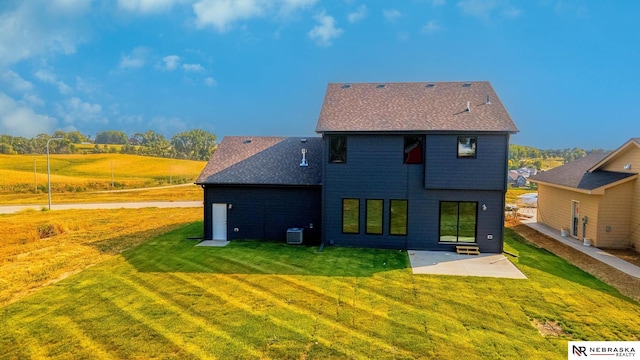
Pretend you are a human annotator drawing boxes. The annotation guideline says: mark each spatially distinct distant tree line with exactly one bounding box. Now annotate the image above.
[509,144,609,169]
[0,129,217,161]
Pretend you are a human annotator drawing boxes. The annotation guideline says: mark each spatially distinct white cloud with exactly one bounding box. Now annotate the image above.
[457,0,522,20]
[34,69,56,84]
[23,94,45,107]
[422,20,442,34]
[0,92,57,137]
[502,7,522,19]
[182,63,205,72]
[457,0,497,19]
[34,69,72,95]
[161,55,181,71]
[119,47,149,69]
[75,76,98,94]
[193,0,264,32]
[193,0,317,32]
[1,71,34,93]
[347,4,367,23]
[56,97,107,126]
[117,0,184,14]
[204,77,217,87]
[383,9,402,22]
[0,2,88,68]
[308,11,342,46]
[50,0,93,13]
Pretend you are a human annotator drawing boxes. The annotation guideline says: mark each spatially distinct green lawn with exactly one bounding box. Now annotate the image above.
[1,225,639,359]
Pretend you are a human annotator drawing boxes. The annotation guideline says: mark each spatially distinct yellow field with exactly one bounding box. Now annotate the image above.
[0,154,206,195]
[0,207,202,306]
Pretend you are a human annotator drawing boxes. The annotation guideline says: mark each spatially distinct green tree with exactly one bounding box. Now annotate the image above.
[95,131,128,144]
[170,129,217,160]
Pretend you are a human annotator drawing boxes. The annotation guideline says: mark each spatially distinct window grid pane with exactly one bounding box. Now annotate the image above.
[342,198,359,234]
[457,136,477,158]
[439,201,477,243]
[390,200,408,235]
[366,199,383,235]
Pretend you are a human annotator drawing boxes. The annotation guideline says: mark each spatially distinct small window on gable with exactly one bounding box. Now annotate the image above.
[457,136,477,158]
[404,135,423,164]
[329,136,347,163]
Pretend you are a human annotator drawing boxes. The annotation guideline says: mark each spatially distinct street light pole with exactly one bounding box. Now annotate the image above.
[47,138,63,210]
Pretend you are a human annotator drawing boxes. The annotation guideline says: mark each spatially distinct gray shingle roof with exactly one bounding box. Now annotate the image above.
[196,136,322,185]
[529,153,636,190]
[316,81,518,133]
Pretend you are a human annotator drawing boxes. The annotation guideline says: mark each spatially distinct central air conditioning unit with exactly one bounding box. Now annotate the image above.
[286,228,304,245]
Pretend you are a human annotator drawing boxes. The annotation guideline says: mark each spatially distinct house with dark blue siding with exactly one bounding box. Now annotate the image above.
[196,81,518,252]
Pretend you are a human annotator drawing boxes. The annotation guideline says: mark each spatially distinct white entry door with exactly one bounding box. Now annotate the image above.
[212,203,227,240]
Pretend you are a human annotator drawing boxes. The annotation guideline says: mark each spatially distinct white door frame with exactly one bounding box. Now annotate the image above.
[571,200,579,238]
[212,203,227,241]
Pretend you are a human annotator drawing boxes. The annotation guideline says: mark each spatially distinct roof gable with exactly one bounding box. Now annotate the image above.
[588,138,640,172]
[196,136,322,186]
[315,81,518,133]
[529,153,636,193]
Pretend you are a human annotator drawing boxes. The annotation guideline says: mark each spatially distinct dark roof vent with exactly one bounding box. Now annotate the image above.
[426,83,435,88]
[462,83,472,87]
[342,83,351,89]
[376,84,386,88]
[301,138,307,143]
[243,138,252,144]
[486,95,491,105]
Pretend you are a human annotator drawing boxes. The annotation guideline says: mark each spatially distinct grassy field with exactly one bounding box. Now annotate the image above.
[0,153,205,204]
[0,207,201,306]
[1,218,638,359]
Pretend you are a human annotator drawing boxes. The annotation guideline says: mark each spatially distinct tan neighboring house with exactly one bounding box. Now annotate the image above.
[529,138,640,251]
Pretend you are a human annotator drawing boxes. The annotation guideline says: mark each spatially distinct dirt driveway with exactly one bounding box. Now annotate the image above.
[508,221,640,302]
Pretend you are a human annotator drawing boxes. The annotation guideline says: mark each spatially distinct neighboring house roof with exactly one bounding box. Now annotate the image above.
[315,81,518,133]
[589,138,640,172]
[196,136,322,186]
[529,153,637,194]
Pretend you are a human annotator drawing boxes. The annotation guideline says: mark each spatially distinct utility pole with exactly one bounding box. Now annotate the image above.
[47,138,63,210]
[34,159,37,193]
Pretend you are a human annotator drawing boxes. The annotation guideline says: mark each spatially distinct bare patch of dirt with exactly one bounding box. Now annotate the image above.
[605,248,640,267]
[531,319,568,337]
[507,220,640,302]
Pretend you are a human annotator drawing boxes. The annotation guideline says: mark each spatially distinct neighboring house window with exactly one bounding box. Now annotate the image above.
[404,135,423,164]
[366,199,384,235]
[457,136,477,158]
[389,199,408,235]
[329,136,347,163]
[342,198,359,234]
[439,201,477,243]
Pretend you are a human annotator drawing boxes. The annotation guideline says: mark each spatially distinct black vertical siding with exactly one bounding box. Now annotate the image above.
[204,185,321,243]
[322,133,508,252]
[425,134,508,190]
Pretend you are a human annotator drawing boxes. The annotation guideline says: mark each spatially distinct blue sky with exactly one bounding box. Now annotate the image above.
[0,0,638,150]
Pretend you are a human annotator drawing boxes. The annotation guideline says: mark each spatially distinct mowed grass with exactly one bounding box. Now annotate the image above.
[1,224,639,359]
[0,207,201,306]
[0,153,205,200]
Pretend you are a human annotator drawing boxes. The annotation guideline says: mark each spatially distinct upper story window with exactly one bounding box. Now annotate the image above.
[329,135,347,163]
[404,135,423,164]
[457,136,477,158]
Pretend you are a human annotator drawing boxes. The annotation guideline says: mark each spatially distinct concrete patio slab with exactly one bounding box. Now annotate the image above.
[408,251,527,279]
[196,240,230,247]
